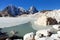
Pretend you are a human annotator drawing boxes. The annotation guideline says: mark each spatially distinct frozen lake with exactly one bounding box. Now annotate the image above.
[2,22,54,37]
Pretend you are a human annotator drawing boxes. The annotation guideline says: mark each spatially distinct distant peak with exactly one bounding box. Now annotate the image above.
[28,6,38,14]
[29,6,36,10]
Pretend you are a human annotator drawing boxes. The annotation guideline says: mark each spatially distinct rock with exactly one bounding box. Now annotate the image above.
[23,32,34,40]
[47,17,58,25]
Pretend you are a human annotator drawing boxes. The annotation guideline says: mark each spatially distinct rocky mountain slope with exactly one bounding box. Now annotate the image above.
[0,5,38,17]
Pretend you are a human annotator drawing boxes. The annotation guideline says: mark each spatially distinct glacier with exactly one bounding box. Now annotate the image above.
[0,9,60,30]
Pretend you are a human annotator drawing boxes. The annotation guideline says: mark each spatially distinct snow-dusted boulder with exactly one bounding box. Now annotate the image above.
[51,34,58,39]
[36,36,54,40]
[35,29,52,40]
[14,39,21,40]
[52,25,60,30]
[23,32,34,40]
[35,33,43,40]
[57,31,60,34]
[51,34,60,40]
[35,36,54,40]
[6,38,10,40]
[45,37,54,40]
[37,37,46,40]
[36,30,48,36]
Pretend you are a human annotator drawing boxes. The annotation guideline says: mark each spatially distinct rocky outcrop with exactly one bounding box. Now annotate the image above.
[40,10,52,13]
[47,17,58,25]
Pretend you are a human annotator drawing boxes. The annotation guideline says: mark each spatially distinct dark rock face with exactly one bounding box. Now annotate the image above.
[0,11,11,17]
[0,5,38,17]
[40,10,52,13]
[58,22,60,24]
[9,35,23,40]
[3,5,20,17]
[0,5,26,17]
[0,28,8,40]
[47,17,58,25]
[0,13,2,17]
[18,7,28,15]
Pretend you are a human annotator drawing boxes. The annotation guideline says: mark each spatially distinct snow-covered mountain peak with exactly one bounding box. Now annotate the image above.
[28,6,38,14]
[18,7,26,12]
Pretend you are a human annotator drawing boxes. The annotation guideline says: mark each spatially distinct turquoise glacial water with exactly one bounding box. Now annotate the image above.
[2,22,36,36]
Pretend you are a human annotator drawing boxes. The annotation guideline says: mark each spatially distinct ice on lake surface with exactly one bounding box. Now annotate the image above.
[0,17,56,37]
[0,17,52,36]
[2,22,55,36]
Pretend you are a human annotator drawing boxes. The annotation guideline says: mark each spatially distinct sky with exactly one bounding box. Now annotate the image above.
[0,0,60,11]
